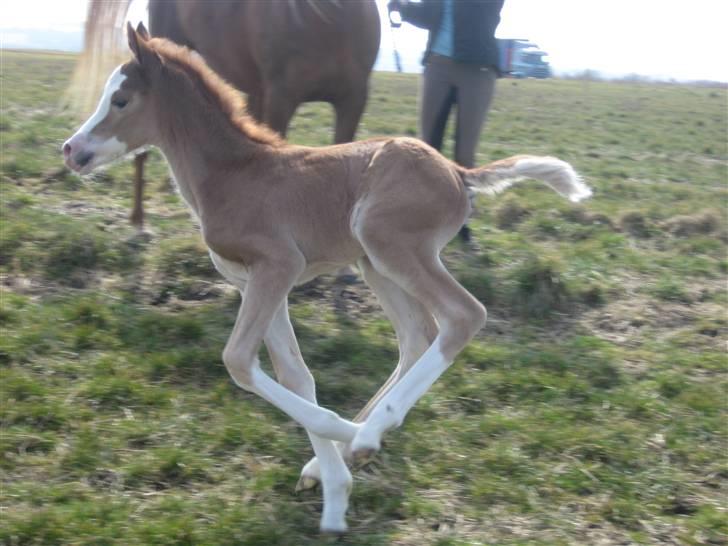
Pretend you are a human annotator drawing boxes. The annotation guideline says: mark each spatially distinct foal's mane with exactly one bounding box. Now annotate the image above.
[146,37,284,147]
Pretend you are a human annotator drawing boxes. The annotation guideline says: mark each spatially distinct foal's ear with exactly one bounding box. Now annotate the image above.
[136,22,150,41]
[127,21,162,70]
[127,21,143,59]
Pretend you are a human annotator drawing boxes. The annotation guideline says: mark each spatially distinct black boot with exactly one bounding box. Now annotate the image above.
[458,224,472,243]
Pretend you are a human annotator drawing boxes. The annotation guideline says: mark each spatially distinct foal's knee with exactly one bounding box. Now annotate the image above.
[470,301,488,334]
[222,346,256,391]
[440,301,487,358]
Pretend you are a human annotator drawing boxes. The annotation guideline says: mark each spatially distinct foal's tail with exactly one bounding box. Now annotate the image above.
[462,155,592,203]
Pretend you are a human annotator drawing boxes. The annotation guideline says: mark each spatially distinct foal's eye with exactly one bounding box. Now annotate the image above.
[111,98,128,109]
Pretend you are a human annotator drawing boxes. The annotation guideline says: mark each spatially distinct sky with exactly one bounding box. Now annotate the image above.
[1,0,726,82]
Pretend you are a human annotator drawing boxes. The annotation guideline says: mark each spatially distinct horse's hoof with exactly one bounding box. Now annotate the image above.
[350,446,377,467]
[350,423,381,465]
[295,475,320,492]
[335,273,359,286]
[128,229,153,244]
[320,520,348,535]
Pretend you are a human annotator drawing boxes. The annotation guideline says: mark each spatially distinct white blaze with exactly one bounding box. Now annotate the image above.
[78,65,127,135]
[69,65,129,170]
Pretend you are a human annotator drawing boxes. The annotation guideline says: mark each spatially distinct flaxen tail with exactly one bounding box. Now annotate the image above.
[462,155,592,203]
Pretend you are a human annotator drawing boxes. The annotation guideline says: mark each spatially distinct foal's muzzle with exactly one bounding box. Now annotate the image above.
[63,136,95,173]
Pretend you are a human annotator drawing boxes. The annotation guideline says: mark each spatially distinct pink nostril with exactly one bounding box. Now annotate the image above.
[63,142,72,160]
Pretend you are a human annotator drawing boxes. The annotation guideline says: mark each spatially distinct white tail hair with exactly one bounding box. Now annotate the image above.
[463,155,592,203]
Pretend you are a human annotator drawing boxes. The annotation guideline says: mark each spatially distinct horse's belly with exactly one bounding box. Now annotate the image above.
[209,250,249,288]
[208,249,360,290]
[297,259,356,285]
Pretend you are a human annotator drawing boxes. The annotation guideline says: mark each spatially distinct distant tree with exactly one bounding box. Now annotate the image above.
[577,69,603,81]
[621,73,651,83]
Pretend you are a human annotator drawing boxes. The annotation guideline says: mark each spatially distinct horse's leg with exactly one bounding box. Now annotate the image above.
[349,240,487,460]
[265,300,351,533]
[329,86,369,287]
[261,85,298,137]
[130,151,148,229]
[222,258,360,444]
[246,90,265,125]
[298,256,438,488]
[333,86,367,144]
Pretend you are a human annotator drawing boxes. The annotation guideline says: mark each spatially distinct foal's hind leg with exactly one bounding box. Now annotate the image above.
[265,301,351,533]
[349,258,439,424]
[350,243,487,459]
[298,257,438,488]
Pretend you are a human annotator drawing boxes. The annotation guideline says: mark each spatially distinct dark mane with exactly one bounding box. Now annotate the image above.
[146,37,284,147]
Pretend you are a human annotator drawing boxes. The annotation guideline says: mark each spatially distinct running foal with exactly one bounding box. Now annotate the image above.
[63,24,591,533]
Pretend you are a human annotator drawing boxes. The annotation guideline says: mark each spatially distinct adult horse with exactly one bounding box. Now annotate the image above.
[69,0,381,227]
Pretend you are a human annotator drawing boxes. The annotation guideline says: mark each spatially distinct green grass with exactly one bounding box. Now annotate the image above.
[1,49,726,545]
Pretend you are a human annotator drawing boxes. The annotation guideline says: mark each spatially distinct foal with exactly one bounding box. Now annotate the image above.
[63,24,592,533]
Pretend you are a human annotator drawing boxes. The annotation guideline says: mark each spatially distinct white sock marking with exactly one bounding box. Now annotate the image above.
[264,304,351,531]
[353,337,451,450]
[249,364,360,443]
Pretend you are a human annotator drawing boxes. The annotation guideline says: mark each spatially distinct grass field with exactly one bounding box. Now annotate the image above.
[1,49,726,545]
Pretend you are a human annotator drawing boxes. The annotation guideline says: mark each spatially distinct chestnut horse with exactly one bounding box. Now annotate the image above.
[63,24,591,532]
[70,0,381,227]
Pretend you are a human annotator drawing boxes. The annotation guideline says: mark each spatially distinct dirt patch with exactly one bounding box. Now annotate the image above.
[495,199,530,230]
[663,210,723,238]
[619,211,651,238]
[578,292,698,354]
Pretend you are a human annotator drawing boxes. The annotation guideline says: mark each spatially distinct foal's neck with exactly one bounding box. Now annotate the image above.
[152,80,278,215]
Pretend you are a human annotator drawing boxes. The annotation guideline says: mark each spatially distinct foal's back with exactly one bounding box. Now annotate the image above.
[197,137,468,275]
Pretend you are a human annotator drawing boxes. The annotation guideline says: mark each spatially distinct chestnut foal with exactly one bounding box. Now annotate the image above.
[63,24,591,532]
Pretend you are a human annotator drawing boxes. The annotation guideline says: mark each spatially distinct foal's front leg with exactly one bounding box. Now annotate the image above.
[222,259,360,443]
[265,301,352,533]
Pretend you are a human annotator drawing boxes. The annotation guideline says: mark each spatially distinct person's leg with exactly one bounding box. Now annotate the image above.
[420,59,457,151]
[453,66,497,242]
[454,66,497,168]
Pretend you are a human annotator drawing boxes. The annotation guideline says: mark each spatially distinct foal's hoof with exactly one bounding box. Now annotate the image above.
[335,273,359,286]
[295,474,320,493]
[320,521,348,535]
[350,425,382,465]
[350,446,378,467]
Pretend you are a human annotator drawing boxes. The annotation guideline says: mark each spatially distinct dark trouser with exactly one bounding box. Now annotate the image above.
[420,56,496,242]
[420,54,497,169]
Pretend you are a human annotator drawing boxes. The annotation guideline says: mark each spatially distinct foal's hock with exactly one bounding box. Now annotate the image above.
[63,24,592,533]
